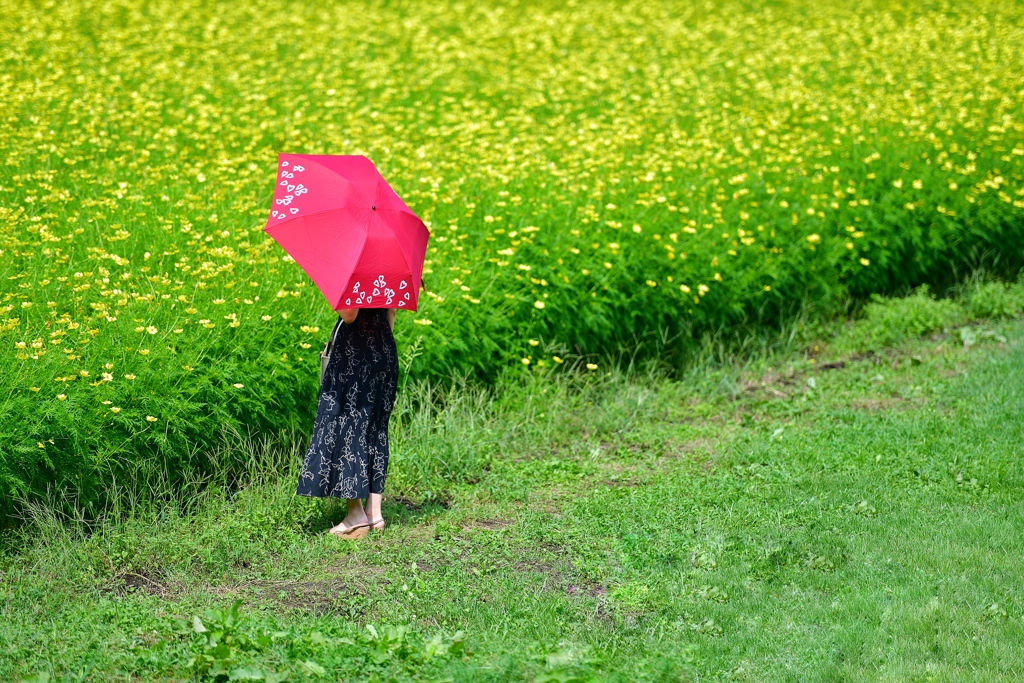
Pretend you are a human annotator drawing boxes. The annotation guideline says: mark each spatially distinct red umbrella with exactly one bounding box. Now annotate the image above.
[263,154,430,310]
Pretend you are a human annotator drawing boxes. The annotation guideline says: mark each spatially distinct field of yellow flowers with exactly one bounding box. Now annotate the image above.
[2,0,1023,513]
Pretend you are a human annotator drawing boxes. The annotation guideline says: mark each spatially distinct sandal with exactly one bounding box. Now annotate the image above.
[328,520,370,539]
[368,517,386,535]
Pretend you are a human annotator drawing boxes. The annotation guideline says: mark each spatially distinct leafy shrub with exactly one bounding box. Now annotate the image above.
[967,281,1024,319]
[848,286,964,352]
[147,599,468,682]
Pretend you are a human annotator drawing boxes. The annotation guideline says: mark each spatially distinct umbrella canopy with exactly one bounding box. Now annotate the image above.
[264,154,430,311]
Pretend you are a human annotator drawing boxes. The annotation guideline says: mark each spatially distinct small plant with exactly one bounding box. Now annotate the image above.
[187,600,284,682]
[967,281,1023,319]
[159,600,469,682]
[848,285,963,352]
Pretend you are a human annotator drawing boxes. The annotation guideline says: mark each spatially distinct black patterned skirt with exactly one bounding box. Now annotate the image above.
[297,308,398,499]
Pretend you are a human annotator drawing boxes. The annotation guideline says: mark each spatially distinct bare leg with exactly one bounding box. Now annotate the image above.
[366,492,384,526]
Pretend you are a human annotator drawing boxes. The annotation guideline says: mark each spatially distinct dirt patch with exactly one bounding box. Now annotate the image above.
[603,479,639,488]
[469,518,513,530]
[566,582,607,598]
[206,555,380,616]
[105,570,180,599]
[514,544,607,600]
[851,396,917,412]
[741,371,800,400]
[663,438,717,459]
[257,578,360,615]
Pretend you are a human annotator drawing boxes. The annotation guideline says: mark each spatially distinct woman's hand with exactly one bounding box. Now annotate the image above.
[338,308,358,325]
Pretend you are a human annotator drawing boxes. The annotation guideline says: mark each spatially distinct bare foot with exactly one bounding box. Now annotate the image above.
[329,499,370,538]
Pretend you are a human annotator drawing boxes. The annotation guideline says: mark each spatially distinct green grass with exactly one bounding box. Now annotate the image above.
[4,316,1024,682]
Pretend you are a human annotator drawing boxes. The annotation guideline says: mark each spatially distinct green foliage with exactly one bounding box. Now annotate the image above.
[149,599,468,682]
[3,0,1024,517]
[967,281,1024,319]
[847,286,964,351]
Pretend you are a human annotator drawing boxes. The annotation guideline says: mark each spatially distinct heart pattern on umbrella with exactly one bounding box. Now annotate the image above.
[271,161,308,220]
[264,154,429,311]
[345,275,401,306]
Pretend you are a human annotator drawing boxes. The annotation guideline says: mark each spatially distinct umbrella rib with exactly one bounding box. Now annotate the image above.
[335,225,371,310]
[374,177,420,281]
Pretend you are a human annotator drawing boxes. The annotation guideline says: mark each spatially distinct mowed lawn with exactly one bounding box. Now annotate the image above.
[2,321,1023,682]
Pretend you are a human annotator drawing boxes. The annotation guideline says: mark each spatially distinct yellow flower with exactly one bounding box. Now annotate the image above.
[233,383,244,388]
[521,357,530,365]
[413,318,433,325]
[185,307,198,314]
[124,374,136,380]
[261,315,272,321]
[763,285,772,291]
[146,326,158,334]
[57,394,67,401]
[679,284,691,293]
[534,301,545,309]
[552,356,564,364]
[912,179,923,190]
[110,406,121,413]
[528,339,540,346]
[146,415,158,422]
[139,349,149,355]
[860,258,871,266]
[806,233,821,244]
[30,386,40,392]
[632,224,642,233]
[586,363,598,371]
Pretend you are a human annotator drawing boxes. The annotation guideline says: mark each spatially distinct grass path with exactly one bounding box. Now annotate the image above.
[3,322,1024,681]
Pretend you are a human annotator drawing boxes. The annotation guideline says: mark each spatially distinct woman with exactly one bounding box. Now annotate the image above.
[296,307,399,539]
